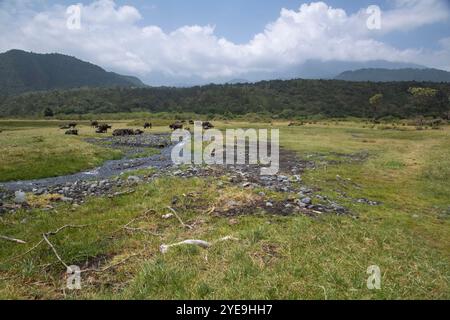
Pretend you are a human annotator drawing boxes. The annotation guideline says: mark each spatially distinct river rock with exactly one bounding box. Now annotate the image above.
[14,191,27,204]
[127,176,141,184]
[301,197,312,205]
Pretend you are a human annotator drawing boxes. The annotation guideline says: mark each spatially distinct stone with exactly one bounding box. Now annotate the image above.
[301,197,312,205]
[266,202,273,208]
[33,188,45,196]
[14,191,27,204]
[300,187,312,194]
[127,176,141,184]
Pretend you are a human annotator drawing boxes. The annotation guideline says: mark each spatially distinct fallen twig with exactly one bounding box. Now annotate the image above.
[160,235,239,254]
[167,206,193,230]
[45,224,89,236]
[203,206,216,215]
[41,225,90,269]
[0,235,27,244]
[42,233,69,269]
[112,210,161,237]
[4,239,44,263]
[3,225,89,265]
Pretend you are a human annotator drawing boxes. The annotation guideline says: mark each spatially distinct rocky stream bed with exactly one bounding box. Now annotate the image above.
[0,134,380,216]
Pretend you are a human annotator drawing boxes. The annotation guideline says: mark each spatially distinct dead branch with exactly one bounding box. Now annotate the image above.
[45,224,90,236]
[112,210,160,236]
[41,225,90,269]
[0,235,27,244]
[3,225,89,265]
[42,233,69,269]
[4,239,44,264]
[203,206,216,215]
[160,235,239,254]
[167,206,193,230]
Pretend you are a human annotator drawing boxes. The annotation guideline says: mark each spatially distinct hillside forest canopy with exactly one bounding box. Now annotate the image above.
[0,79,449,120]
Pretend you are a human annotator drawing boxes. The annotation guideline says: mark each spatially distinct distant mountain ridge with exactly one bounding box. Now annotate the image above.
[335,68,450,82]
[0,50,146,95]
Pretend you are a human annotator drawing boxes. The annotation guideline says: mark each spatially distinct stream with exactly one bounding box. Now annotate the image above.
[0,134,175,192]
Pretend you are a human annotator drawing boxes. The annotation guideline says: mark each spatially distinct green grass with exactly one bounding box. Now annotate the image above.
[0,122,123,182]
[0,120,449,299]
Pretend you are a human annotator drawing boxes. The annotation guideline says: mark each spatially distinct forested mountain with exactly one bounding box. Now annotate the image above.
[336,68,450,82]
[0,79,448,119]
[0,50,146,96]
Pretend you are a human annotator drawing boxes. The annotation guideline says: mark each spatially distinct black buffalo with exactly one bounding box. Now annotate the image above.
[202,121,214,130]
[113,129,135,136]
[169,122,183,130]
[96,124,112,133]
[65,129,78,135]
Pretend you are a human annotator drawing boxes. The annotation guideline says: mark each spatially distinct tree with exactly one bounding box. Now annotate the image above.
[44,107,54,117]
[408,87,448,117]
[369,94,383,119]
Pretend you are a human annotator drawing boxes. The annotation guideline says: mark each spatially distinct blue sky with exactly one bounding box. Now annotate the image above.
[1,0,450,84]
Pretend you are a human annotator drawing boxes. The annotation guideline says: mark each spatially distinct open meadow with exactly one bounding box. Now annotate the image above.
[0,119,449,299]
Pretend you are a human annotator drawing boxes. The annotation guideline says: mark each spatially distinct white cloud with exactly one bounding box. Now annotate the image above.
[381,0,450,32]
[0,0,449,83]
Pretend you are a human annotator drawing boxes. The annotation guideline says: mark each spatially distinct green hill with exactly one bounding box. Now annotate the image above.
[0,50,146,96]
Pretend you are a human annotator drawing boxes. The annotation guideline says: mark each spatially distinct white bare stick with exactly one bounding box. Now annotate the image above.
[160,236,239,254]
[0,235,27,244]
[4,239,44,264]
[45,224,89,236]
[42,233,69,269]
[167,207,193,230]
[41,225,90,269]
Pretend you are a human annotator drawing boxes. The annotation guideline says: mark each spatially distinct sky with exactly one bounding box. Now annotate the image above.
[1,0,450,85]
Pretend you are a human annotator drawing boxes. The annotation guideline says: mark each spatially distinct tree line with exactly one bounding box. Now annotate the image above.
[0,79,449,119]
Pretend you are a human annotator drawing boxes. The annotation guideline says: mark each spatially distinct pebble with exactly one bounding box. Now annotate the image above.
[14,191,27,204]
[127,176,141,184]
[301,197,312,205]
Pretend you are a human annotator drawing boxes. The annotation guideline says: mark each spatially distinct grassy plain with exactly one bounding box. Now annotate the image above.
[0,120,448,299]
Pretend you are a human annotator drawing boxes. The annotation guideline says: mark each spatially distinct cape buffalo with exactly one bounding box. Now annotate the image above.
[113,129,135,136]
[202,121,214,130]
[96,124,112,133]
[144,122,152,129]
[169,122,183,130]
[65,129,78,135]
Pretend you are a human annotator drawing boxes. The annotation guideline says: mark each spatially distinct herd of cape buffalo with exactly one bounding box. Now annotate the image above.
[60,120,214,136]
